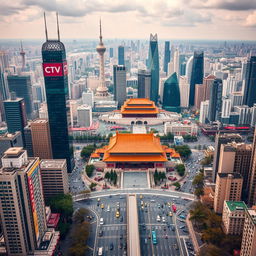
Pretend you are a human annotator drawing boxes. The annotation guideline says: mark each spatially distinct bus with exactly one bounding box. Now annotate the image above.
[152,230,157,244]
[172,204,177,213]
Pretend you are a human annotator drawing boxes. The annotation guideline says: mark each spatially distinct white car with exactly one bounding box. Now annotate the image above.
[157,215,161,222]
[162,217,166,223]
[107,205,110,212]
[100,218,104,225]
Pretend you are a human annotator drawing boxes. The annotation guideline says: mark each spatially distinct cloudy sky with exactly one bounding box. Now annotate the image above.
[0,0,256,40]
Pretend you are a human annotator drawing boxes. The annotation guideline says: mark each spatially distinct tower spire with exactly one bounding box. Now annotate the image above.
[20,40,23,52]
[44,12,48,41]
[56,12,60,41]
[99,18,103,44]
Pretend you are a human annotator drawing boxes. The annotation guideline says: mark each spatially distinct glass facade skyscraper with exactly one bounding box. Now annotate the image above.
[118,46,125,65]
[163,41,170,75]
[189,51,204,106]
[163,72,180,113]
[42,40,74,172]
[243,56,256,107]
[148,34,159,105]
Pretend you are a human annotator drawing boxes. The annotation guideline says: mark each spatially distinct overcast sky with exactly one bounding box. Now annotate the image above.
[0,0,256,40]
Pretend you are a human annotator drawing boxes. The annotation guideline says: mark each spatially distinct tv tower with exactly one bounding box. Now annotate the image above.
[95,19,109,97]
[20,40,25,71]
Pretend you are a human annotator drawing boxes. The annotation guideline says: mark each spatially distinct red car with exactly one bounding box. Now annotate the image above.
[168,176,177,181]
[161,185,169,189]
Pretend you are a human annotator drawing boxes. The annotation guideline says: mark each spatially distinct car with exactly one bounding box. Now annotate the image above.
[116,211,120,218]
[179,215,186,219]
[162,217,166,222]
[100,218,104,225]
[98,247,103,256]
[109,243,114,250]
[169,212,173,217]
[171,226,175,231]
[157,215,161,222]
[120,234,123,240]
[97,198,101,202]
[99,230,103,237]
[158,204,161,208]
[144,238,147,244]
[179,225,185,229]
[107,205,110,211]
[150,199,155,202]
[140,194,143,199]
[100,203,104,209]
[141,201,144,206]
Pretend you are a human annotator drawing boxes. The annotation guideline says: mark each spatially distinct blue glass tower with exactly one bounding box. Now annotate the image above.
[163,41,170,75]
[41,13,73,172]
[189,51,204,106]
[118,46,125,65]
[163,72,180,113]
[148,34,159,105]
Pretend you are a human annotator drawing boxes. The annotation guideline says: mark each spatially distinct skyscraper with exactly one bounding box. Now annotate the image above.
[148,34,159,104]
[3,93,27,143]
[118,45,125,65]
[163,41,170,75]
[109,47,114,58]
[113,65,127,108]
[138,70,151,99]
[163,72,180,112]
[189,51,204,106]
[95,19,109,97]
[243,56,256,107]
[208,79,223,122]
[41,13,73,172]
[179,76,190,108]
[20,40,25,71]
[7,75,33,118]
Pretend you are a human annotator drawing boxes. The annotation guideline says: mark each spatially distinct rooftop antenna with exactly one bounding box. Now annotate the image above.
[44,12,48,41]
[56,12,60,41]
[20,40,23,52]
[99,18,102,44]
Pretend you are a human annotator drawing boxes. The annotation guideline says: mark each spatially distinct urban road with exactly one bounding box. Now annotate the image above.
[73,189,196,256]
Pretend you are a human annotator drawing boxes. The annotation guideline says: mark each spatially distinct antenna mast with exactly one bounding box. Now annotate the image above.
[56,12,60,41]
[44,12,48,41]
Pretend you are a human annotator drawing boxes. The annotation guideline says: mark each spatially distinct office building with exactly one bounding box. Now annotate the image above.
[138,70,151,99]
[7,75,33,118]
[109,47,113,58]
[24,124,34,157]
[203,74,216,101]
[179,54,186,76]
[222,201,247,235]
[189,51,204,106]
[31,119,52,159]
[185,56,193,84]
[214,173,243,214]
[243,56,256,107]
[162,72,180,112]
[148,34,159,104]
[240,208,256,256]
[82,90,94,107]
[212,133,242,182]
[118,45,125,65]
[231,91,243,107]
[199,100,209,124]
[179,76,189,108]
[42,15,73,172]
[113,65,127,108]
[0,132,23,166]
[40,159,69,201]
[208,79,223,122]
[164,122,198,136]
[163,41,170,74]
[221,98,232,122]
[4,93,27,143]
[194,84,205,109]
[0,148,47,255]
[77,105,92,127]
[234,105,251,125]
[251,104,256,127]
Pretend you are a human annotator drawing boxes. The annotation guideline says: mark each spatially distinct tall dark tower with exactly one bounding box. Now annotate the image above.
[41,13,73,172]
[163,41,170,75]
[20,40,25,71]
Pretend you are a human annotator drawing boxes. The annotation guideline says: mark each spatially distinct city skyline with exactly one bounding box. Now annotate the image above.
[0,0,255,40]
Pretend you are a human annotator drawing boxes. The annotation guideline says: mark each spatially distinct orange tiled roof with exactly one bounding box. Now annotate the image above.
[104,154,167,162]
[91,153,100,158]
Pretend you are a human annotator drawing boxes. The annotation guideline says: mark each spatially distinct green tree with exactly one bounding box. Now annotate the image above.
[173,182,181,188]
[89,182,97,190]
[85,165,95,177]
[105,171,110,181]
[174,145,192,158]
[176,164,185,176]
[200,156,213,166]
[73,208,89,224]
[80,144,96,160]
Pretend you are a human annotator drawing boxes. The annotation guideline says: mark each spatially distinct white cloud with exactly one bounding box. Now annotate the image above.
[245,11,256,27]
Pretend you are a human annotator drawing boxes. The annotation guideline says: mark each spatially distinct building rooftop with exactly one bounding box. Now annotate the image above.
[40,159,66,169]
[0,132,21,140]
[226,201,247,212]
[32,119,48,124]
[218,173,243,179]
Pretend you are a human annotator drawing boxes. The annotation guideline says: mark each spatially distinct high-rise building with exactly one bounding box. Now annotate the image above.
[208,79,223,122]
[148,34,159,104]
[77,105,92,127]
[251,104,256,127]
[162,72,180,112]
[240,208,256,256]
[82,90,94,107]
[7,75,33,118]
[163,41,170,75]
[194,84,205,109]
[212,133,242,182]
[189,51,204,106]
[243,56,256,107]
[214,173,243,214]
[20,41,26,72]
[24,124,34,157]
[0,132,23,166]
[109,47,114,58]
[179,54,186,76]
[231,91,243,107]
[234,105,252,125]
[95,19,109,97]
[199,100,209,124]
[138,70,151,99]
[222,201,247,235]
[0,147,47,255]
[221,98,232,122]
[203,74,216,101]
[42,13,73,172]
[4,93,27,143]
[40,159,69,201]
[118,45,125,65]
[31,119,52,159]
[218,142,252,200]
[113,65,126,108]
[185,56,193,84]
[179,76,189,108]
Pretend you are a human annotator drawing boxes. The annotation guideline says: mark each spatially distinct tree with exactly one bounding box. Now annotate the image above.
[174,145,192,158]
[201,156,213,166]
[80,144,96,160]
[192,172,204,189]
[201,227,224,246]
[176,164,185,176]
[85,165,95,177]
[173,182,181,188]
[73,208,89,224]
[105,171,110,181]
[89,183,97,191]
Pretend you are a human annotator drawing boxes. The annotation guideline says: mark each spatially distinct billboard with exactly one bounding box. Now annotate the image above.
[43,62,68,77]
